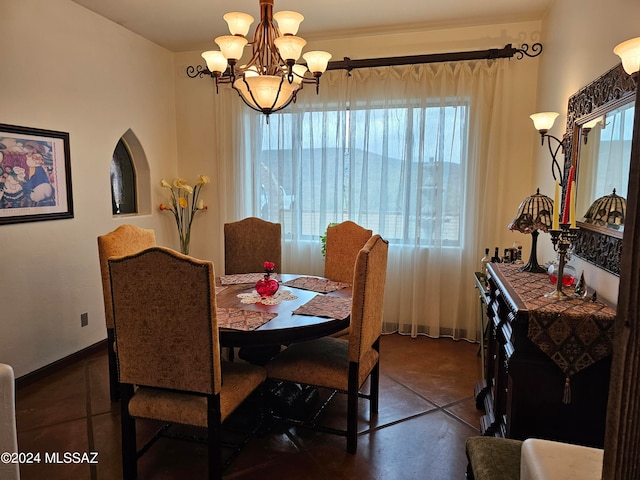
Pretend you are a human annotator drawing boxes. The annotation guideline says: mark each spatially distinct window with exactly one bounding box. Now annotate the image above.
[110,139,137,215]
[252,102,468,247]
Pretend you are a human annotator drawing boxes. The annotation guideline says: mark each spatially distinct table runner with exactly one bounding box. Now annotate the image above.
[216,307,277,331]
[495,263,615,401]
[293,295,352,320]
[282,276,349,293]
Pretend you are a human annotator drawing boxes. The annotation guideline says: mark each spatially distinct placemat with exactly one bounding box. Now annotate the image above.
[216,307,276,331]
[237,289,298,305]
[293,295,352,320]
[220,273,280,285]
[283,276,349,293]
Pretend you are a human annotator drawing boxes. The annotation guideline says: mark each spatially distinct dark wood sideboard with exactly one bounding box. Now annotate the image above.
[474,263,615,448]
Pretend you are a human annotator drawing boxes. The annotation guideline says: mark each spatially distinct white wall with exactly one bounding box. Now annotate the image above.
[0,0,179,377]
[534,0,640,305]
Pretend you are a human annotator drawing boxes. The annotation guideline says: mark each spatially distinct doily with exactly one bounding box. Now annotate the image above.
[237,289,298,305]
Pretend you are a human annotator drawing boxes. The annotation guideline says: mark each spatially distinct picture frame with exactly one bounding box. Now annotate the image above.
[0,123,73,225]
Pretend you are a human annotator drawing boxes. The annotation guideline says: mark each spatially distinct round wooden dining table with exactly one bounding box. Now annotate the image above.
[216,274,352,347]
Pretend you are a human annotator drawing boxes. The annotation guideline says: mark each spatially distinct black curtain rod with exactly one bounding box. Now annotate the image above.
[326,43,542,72]
[186,43,542,79]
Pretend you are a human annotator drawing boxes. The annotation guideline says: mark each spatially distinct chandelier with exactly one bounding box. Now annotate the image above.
[189,0,332,116]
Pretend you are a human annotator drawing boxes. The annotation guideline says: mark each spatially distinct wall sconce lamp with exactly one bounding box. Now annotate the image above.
[530,112,567,186]
[581,116,605,144]
[614,37,640,78]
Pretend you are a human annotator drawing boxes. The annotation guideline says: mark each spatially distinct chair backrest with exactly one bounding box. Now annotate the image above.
[224,217,282,274]
[0,364,19,480]
[324,221,373,284]
[348,234,389,363]
[98,224,156,329]
[109,247,221,395]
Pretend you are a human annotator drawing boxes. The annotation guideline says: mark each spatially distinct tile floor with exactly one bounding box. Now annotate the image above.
[15,334,482,480]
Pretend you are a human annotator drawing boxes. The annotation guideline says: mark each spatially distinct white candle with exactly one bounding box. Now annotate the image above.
[570,180,577,228]
[553,181,560,230]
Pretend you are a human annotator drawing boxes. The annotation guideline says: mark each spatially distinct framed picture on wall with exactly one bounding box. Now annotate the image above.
[0,123,73,225]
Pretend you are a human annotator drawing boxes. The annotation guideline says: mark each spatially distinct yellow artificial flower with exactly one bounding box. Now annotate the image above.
[197,175,211,186]
[159,175,209,255]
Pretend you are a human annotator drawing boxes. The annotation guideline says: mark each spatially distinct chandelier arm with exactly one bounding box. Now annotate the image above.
[240,0,286,78]
[266,19,285,75]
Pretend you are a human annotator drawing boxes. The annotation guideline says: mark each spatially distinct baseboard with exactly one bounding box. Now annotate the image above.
[16,339,108,389]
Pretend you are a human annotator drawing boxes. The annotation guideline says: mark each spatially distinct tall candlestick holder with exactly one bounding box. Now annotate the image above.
[545,223,580,299]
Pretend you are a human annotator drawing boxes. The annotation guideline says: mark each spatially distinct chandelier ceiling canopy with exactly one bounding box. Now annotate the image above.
[193,0,331,117]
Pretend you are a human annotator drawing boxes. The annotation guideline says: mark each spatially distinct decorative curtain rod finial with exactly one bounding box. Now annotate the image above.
[516,43,543,59]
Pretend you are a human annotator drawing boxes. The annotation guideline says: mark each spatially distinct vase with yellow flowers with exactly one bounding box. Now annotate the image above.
[159,175,210,255]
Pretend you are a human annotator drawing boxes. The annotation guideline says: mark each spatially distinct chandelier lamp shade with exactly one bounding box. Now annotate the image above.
[189,0,332,116]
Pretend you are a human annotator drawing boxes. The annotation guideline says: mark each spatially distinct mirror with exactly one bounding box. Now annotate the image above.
[575,100,633,231]
[563,63,636,276]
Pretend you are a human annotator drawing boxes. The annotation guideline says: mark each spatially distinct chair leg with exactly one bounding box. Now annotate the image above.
[207,395,223,480]
[120,384,137,479]
[347,362,359,454]
[107,328,119,401]
[370,338,381,413]
[370,361,380,414]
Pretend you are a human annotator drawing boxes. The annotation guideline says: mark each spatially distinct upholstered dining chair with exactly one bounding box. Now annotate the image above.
[224,217,283,363]
[266,234,388,453]
[224,217,282,274]
[109,246,266,480]
[324,220,373,337]
[97,224,156,401]
[324,220,373,285]
[0,364,19,480]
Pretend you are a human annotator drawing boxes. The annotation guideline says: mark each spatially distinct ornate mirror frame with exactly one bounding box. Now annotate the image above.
[563,63,636,276]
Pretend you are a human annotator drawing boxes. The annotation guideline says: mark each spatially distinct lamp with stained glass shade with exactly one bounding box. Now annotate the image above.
[508,188,554,273]
[583,189,627,230]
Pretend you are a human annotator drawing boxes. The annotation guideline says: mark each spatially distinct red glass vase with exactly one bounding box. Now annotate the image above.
[547,263,577,287]
[255,274,279,298]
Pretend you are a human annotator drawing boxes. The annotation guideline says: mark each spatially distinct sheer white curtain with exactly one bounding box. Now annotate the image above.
[215,59,510,341]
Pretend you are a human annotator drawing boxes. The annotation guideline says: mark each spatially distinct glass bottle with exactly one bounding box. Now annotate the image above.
[480,248,490,275]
